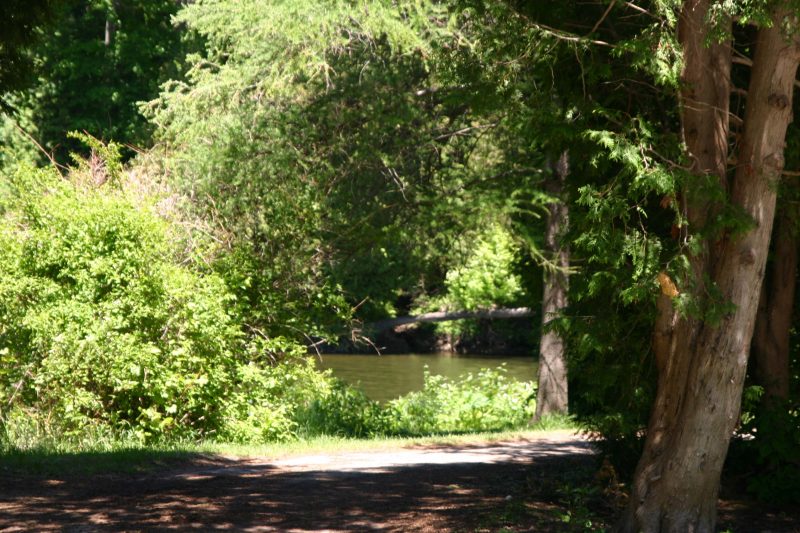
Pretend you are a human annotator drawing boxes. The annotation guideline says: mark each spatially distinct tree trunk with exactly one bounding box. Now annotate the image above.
[104,18,115,47]
[618,3,800,532]
[533,150,569,422]
[104,1,120,47]
[752,207,796,403]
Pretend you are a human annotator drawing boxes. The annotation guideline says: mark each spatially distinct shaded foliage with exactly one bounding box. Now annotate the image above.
[11,0,187,162]
[0,0,66,107]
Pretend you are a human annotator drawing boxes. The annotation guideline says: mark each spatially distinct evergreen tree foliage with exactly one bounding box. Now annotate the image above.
[144,0,510,336]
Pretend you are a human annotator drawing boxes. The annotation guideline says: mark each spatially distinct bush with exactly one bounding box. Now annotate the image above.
[218,355,334,443]
[387,366,536,435]
[744,406,800,504]
[299,379,389,438]
[0,165,242,444]
[727,396,800,504]
[290,366,537,439]
[443,224,525,311]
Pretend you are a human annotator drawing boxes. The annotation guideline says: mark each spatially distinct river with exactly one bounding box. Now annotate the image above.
[316,353,538,403]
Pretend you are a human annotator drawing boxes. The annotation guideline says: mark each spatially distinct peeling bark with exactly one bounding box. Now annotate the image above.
[618,3,800,531]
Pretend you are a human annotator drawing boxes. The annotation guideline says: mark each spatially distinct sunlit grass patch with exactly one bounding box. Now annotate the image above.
[195,427,576,459]
[530,414,581,432]
[0,427,578,476]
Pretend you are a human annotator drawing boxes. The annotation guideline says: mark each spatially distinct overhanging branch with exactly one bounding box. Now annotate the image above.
[368,307,534,332]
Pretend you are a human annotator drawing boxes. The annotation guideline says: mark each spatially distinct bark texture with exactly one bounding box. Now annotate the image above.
[534,151,570,421]
[752,209,797,403]
[619,3,800,532]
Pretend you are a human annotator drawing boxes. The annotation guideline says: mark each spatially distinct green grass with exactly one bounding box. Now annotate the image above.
[0,426,579,477]
[529,413,581,432]
[0,444,202,476]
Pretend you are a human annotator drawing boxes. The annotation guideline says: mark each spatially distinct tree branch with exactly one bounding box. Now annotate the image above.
[589,0,618,36]
[622,1,653,16]
[10,118,66,176]
[368,307,534,332]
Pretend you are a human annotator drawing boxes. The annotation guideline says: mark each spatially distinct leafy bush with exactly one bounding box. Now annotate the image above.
[222,348,389,444]
[292,366,537,438]
[299,380,389,438]
[0,164,242,443]
[406,224,532,350]
[727,396,800,504]
[217,356,333,443]
[387,366,536,435]
[744,406,800,504]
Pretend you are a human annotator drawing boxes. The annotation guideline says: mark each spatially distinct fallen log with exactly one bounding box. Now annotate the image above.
[368,307,534,332]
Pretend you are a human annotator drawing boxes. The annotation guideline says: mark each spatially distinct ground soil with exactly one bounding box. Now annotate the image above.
[0,431,797,532]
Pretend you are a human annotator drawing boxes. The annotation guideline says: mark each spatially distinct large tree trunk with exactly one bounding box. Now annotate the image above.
[533,150,569,422]
[618,3,800,532]
[752,207,796,403]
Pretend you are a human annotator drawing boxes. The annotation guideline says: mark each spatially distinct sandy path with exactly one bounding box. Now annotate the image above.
[182,430,593,476]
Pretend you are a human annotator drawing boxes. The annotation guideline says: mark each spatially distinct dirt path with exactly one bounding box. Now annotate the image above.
[0,431,797,532]
[234,430,591,474]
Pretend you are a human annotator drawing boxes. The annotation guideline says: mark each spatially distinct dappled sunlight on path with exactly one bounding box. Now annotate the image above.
[217,430,593,475]
[0,432,594,532]
[1,431,797,531]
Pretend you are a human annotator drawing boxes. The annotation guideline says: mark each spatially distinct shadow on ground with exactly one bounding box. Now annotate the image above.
[0,436,798,532]
[1,455,590,531]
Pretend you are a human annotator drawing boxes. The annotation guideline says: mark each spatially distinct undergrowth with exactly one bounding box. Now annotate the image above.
[1,364,540,452]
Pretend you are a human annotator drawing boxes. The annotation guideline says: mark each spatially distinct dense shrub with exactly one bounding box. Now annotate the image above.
[0,165,244,443]
[407,224,533,350]
[387,366,536,435]
[296,366,537,438]
[726,391,800,504]
[217,354,334,443]
[299,380,389,438]
[743,406,800,503]
[443,225,525,311]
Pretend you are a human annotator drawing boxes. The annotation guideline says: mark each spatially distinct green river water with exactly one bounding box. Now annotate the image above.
[316,353,538,403]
